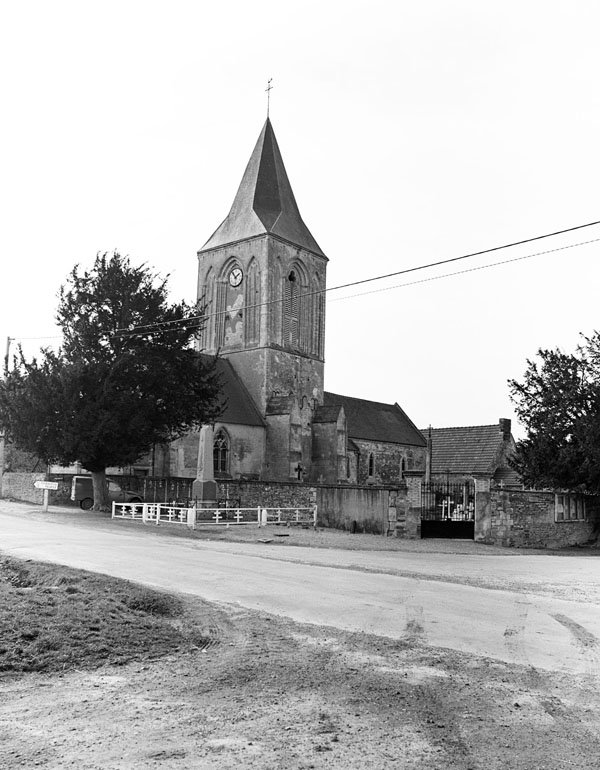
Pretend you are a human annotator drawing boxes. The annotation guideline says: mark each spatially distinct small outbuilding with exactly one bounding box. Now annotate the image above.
[423,418,521,488]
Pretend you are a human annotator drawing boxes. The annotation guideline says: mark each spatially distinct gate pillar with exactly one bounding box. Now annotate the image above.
[473,475,492,542]
[401,471,424,539]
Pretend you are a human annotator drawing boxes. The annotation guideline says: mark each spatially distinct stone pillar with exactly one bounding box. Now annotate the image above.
[192,424,217,503]
[401,470,424,539]
[473,475,492,542]
[388,484,406,537]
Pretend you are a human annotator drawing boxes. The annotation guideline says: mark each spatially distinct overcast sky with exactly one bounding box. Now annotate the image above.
[2,1,599,438]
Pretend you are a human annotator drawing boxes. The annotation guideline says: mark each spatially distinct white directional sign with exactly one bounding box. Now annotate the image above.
[34,481,59,490]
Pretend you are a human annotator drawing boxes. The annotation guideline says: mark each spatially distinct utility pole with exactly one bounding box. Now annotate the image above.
[4,336,12,375]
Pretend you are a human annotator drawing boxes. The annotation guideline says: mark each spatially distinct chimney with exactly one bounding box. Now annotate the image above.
[499,418,511,438]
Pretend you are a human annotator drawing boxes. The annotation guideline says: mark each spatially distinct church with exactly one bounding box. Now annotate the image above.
[166,119,426,487]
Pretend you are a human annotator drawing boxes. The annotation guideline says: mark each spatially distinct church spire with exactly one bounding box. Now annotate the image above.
[201,119,325,257]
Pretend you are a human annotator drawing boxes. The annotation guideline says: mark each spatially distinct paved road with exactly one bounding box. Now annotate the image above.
[1,507,599,674]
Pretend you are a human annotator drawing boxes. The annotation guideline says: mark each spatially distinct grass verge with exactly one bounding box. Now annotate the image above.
[0,555,203,674]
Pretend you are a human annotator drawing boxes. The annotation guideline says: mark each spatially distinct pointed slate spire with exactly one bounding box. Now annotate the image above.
[201,119,325,257]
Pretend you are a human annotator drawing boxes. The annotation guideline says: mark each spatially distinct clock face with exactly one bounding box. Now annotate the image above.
[229,267,243,287]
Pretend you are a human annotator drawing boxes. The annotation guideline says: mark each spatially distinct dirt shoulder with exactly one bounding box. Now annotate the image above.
[2,594,600,770]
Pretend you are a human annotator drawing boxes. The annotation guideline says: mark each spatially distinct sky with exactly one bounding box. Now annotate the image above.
[2,0,600,439]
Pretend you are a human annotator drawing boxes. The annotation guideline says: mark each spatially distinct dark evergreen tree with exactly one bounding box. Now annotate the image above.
[508,334,600,492]
[0,252,221,508]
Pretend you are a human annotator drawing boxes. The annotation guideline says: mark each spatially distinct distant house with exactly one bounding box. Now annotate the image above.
[423,418,521,487]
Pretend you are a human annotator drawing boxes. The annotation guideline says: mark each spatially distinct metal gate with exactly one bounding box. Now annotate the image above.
[421,480,475,539]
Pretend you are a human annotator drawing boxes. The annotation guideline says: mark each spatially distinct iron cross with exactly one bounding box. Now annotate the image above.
[265,78,273,116]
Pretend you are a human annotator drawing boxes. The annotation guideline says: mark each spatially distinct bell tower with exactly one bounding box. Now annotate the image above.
[197,119,328,419]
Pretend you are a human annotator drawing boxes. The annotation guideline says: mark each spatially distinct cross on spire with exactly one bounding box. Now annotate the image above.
[265,78,273,117]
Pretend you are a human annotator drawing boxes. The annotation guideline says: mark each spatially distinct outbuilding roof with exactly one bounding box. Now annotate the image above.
[324,392,426,447]
[422,421,515,476]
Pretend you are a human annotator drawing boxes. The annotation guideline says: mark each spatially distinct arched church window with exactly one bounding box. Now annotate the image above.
[368,453,375,477]
[213,430,230,475]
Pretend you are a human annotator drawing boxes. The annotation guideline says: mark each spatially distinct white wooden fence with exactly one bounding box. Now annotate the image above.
[112,502,317,529]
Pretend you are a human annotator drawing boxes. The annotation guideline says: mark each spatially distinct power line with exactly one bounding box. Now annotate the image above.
[329,237,600,302]
[10,220,600,342]
[111,219,600,338]
[9,335,62,341]
[329,218,600,295]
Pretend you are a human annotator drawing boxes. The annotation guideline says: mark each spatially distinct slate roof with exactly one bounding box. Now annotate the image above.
[201,118,326,258]
[324,392,426,447]
[422,423,514,476]
[312,404,344,424]
[207,357,265,427]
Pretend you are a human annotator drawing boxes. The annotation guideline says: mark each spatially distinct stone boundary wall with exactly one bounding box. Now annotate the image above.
[317,485,395,535]
[2,473,394,534]
[480,488,600,548]
[219,478,397,535]
[217,479,316,509]
[1,472,47,504]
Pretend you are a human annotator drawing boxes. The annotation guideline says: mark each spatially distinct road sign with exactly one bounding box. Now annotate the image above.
[34,481,59,491]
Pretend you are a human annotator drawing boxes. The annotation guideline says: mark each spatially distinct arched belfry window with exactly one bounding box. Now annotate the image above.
[213,430,230,476]
[284,270,298,347]
[283,262,309,352]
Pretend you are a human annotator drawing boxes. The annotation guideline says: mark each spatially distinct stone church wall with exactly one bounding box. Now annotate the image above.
[351,439,426,486]
[265,415,294,480]
[311,421,347,484]
[169,424,265,480]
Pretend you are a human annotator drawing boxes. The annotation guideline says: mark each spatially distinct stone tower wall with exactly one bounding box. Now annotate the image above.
[197,234,327,416]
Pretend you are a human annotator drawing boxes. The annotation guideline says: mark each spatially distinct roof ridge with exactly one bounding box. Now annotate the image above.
[325,390,398,409]
[423,424,501,431]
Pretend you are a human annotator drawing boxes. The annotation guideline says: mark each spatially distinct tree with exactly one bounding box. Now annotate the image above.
[508,333,600,492]
[0,252,222,509]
